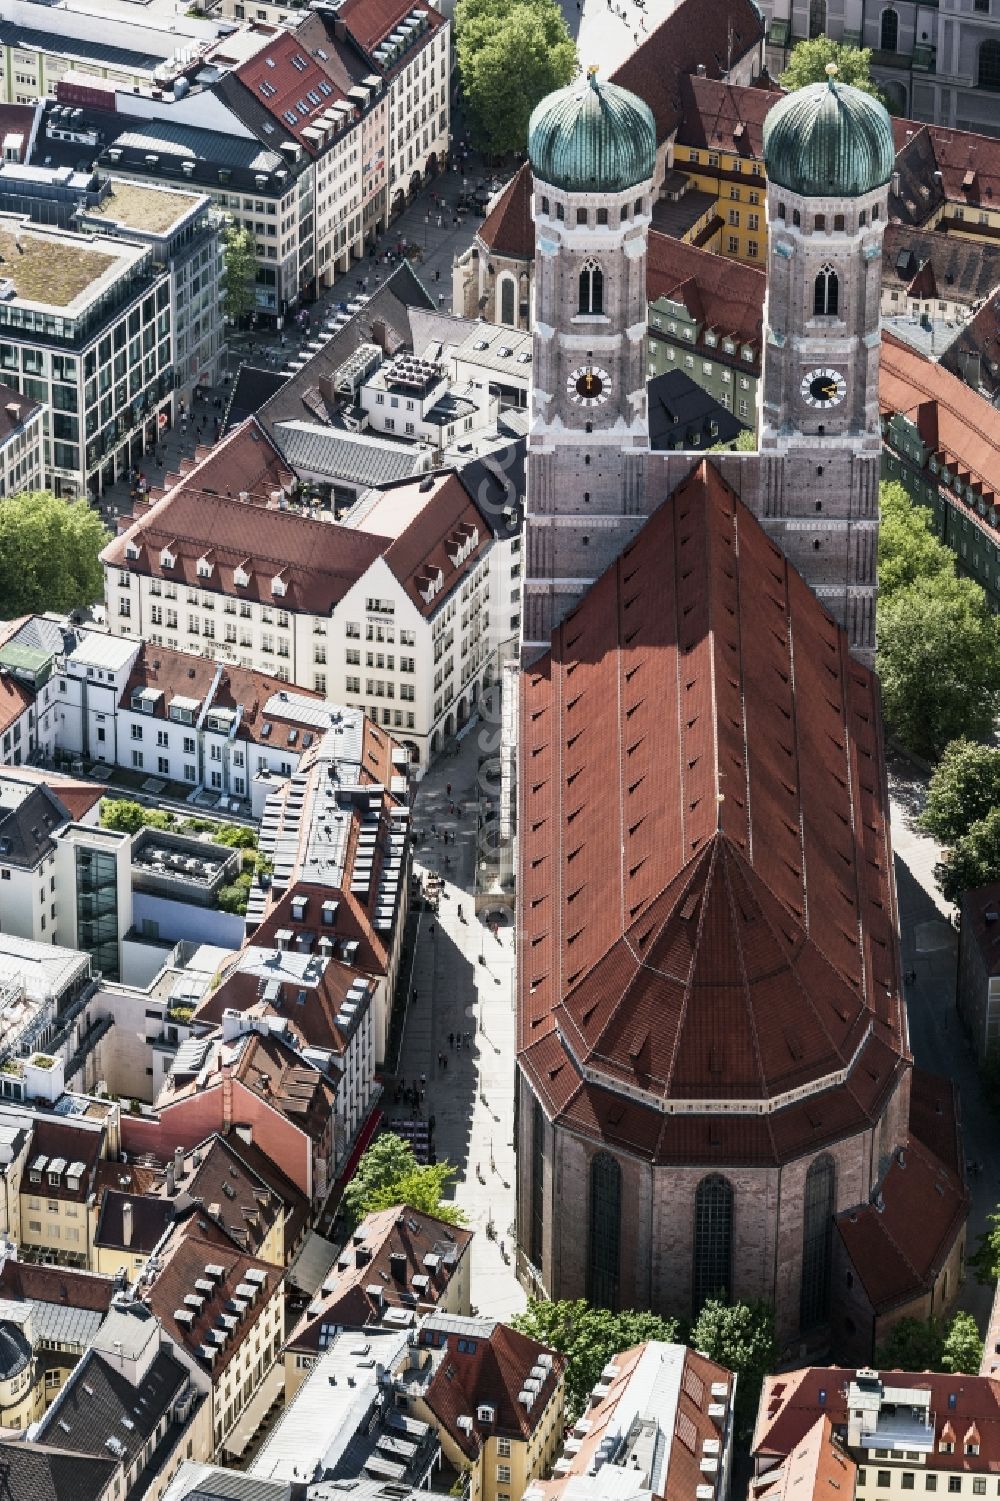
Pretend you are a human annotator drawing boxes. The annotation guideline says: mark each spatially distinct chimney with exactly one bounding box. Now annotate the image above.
[389,1251,407,1282]
[4,402,19,421]
[122,1200,133,1247]
[696,62,706,76]
[174,1145,184,1179]
[165,1161,175,1196]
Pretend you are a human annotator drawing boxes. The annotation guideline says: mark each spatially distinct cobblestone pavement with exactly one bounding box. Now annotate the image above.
[392,690,525,1320]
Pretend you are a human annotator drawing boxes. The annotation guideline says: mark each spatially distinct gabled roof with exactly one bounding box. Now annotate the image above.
[751,1417,856,1501]
[335,0,445,61]
[880,331,1000,518]
[0,1258,116,1315]
[611,0,765,144]
[162,1134,284,1260]
[235,29,345,154]
[25,1119,104,1201]
[519,461,905,1165]
[142,1216,281,1377]
[646,231,765,353]
[285,1204,472,1350]
[834,1127,968,1313]
[478,164,533,260]
[675,74,783,157]
[421,1320,565,1455]
[0,1439,117,1501]
[754,1368,1000,1470]
[941,285,1000,401]
[120,643,326,750]
[103,421,389,616]
[881,224,1000,308]
[38,1340,189,1470]
[94,1189,173,1255]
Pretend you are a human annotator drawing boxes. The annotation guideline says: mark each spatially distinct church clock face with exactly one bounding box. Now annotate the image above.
[567,364,611,407]
[801,367,847,408]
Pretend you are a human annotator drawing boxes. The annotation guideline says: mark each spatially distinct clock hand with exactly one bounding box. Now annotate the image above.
[821,382,836,399]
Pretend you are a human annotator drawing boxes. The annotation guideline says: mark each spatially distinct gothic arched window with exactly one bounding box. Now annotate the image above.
[693,1174,733,1314]
[881,7,899,52]
[499,276,515,327]
[529,1095,545,1268]
[979,39,1000,90]
[587,1152,621,1308]
[578,259,604,316]
[814,264,839,317]
[800,1155,836,1329]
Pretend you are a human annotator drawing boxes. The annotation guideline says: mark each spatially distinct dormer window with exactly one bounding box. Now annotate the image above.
[160,547,175,569]
[234,565,250,588]
[272,576,286,597]
[125,542,140,561]
[197,556,213,579]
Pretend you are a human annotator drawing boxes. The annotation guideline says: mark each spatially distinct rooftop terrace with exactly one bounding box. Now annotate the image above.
[97,182,202,236]
[0,224,118,308]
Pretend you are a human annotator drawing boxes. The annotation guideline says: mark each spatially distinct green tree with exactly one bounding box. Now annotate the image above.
[878,481,955,600]
[935,806,1000,904]
[920,741,1000,846]
[970,1205,1000,1285]
[100,799,175,835]
[874,1313,983,1374]
[780,37,886,101]
[875,1316,944,1371]
[941,1312,984,1374]
[0,491,107,617]
[690,1299,776,1439]
[877,573,1000,761]
[510,1299,678,1421]
[221,224,257,325]
[456,0,577,156]
[709,428,757,453]
[342,1133,464,1230]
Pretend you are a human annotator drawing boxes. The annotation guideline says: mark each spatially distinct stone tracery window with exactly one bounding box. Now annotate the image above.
[578,259,604,316]
[814,263,839,317]
[587,1151,621,1308]
[800,1154,836,1328]
[693,1173,733,1314]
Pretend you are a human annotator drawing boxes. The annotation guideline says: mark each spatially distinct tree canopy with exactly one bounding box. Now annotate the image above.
[691,1299,776,1439]
[221,224,257,324]
[878,482,955,599]
[920,741,1000,847]
[342,1133,464,1231]
[934,807,1000,905]
[100,799,174,835]
[875,1312,983,1374]
[510,1299,678,1421]
[455,0,577,156]
[0,491,107,617]
[878,577,1000,762]
[970,1205,1000,1286]
[780,37,885,100]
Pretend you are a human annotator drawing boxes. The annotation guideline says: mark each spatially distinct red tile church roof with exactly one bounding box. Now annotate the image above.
[518,461,907,1165]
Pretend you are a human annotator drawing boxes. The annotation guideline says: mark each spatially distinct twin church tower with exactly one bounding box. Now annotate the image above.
[521,62,897,667]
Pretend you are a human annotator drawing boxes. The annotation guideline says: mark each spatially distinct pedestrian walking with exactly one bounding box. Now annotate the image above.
[446,784,452,796]
[448,1032,454,1047]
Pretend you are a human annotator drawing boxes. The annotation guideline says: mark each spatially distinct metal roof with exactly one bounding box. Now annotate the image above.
[273,420,425,488]
[111,122,283,176]
[0,18,167,71]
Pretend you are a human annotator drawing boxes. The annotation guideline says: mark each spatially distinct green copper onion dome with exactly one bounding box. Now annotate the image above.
[528,66,657,194]
[762,65,895,198]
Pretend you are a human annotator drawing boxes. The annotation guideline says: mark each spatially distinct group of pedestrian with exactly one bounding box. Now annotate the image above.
[447,1031,472,1050]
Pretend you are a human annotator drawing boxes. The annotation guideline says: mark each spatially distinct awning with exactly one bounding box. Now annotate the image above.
[334,1106,383,1190]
